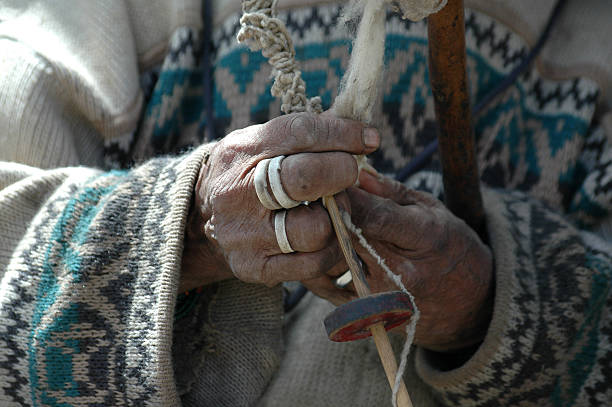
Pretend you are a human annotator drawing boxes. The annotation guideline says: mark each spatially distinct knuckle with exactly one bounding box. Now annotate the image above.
[392,180,411,202]
[227,253,247,278]
[433,222,450,252]
[345,154,359,183]
[212,140,243,171]
[208,182,239,213]
[260,258,280,286]
[313,249,338,275]
[288,206,333,252]
[288,113,318,150]
[284,156,320,200]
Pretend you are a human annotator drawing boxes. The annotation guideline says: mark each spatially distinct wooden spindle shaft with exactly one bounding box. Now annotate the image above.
[323,196,413,407]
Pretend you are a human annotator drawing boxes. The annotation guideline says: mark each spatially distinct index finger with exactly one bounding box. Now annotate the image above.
[346,186,438,251]
[255,112,380,157]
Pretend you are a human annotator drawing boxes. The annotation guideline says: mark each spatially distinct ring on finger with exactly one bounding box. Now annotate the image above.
[334,270,353,288]
[274,210,295,254]
[254,158,282,210]
[269,155,303,209]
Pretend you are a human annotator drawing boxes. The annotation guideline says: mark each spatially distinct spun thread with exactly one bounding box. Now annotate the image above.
[237,1,446,405]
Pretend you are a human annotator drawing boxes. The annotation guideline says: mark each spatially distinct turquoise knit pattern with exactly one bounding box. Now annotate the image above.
[28,173,125,406]
[136,6,609,229]
[6,3,605,407]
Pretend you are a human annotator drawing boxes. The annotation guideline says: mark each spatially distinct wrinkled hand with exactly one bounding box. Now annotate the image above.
[346,172,494,352]
[180,112,379,296]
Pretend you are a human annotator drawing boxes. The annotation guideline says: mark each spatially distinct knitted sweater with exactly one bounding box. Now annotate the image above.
[0,1,611,406]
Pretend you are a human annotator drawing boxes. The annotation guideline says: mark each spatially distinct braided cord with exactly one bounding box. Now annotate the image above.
[238,0,322,114]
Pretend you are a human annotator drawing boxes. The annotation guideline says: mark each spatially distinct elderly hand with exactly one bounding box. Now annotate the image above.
[346,172,494,352]
[180,112,379,296]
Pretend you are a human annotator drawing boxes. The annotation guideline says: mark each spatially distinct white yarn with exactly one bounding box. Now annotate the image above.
[237,1,441,405]
[332,0,387,124]
[331,5,420,404]
[342,211,420,407]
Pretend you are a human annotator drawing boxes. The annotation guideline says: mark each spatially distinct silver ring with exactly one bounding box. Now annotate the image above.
[254,159,282,210]
[335,270,353,288]
[268,155,302,209]
[274,210,294,253]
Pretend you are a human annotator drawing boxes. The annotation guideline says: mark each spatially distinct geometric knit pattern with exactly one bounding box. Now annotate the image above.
[134,28,208,161]
[0,148,209,406]
[94,4,609,406]
[415,188,612,406]
[136,6,609,229]
[210,6,607,225]
[1,2,611,407]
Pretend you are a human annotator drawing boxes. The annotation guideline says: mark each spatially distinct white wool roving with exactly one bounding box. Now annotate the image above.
[392,0,448,22]
[332,0,447,124]
[332,0,447,123]
[331,0,387,124]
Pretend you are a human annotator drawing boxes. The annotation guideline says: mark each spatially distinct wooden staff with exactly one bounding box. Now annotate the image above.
[427,0,486,240]
[323,196,413,407]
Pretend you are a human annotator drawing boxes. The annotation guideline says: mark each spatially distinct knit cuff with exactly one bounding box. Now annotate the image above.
[414,187,608,405]
[0,144,210,405]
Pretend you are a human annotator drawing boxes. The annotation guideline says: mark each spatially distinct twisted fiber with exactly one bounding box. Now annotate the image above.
[330,3,421,405]
[342,211,421,407]
[236,1,436,406]
[238,0,322,114]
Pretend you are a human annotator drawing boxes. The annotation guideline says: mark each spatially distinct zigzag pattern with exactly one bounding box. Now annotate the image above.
[529,77,600,112]
[2,3,611,406]
[284,5,342,39]
[127,4,608,227]
[0,153,205,405]
[464,12,526,70]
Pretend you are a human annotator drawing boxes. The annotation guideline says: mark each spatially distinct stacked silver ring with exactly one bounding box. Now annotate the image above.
[254,155,306,254]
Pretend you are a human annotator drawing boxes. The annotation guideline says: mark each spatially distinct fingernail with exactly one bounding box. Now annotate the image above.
[363,128,380,149]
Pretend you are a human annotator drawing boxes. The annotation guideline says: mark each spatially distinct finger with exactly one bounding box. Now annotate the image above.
[258,112,380,157]
[358,171,441,207]
[302,275,356,306]
[267,195,350,254]
[283,203,335,253]
[326,256,349,279]
[346,187,440,250]
[279,152,358,202]
[261,244,344,286]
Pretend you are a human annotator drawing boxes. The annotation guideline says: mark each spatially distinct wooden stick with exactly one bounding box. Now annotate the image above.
[323,196,413,407]
[427,0,487,240]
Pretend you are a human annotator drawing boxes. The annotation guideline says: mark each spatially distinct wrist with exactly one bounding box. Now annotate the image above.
[180,152,233,293]
[420,244,495,353]
[434,276,494,352]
